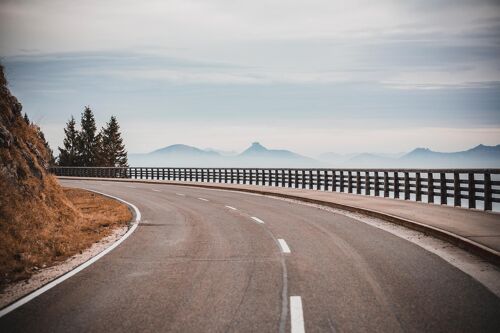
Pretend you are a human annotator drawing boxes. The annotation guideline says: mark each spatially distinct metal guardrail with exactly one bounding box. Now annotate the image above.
[50,167,500,211]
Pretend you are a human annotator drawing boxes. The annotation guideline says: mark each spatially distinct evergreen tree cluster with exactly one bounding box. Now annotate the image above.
[58,106,128,167]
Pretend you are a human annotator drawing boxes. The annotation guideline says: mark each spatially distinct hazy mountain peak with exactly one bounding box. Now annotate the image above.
[151,144,218,155]
[410,147,431,153]
[469,144,500,153]
[240,142,269,155]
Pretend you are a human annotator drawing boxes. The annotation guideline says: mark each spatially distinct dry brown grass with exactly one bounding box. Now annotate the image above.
[62,187,132,237]
[0,185,132,290]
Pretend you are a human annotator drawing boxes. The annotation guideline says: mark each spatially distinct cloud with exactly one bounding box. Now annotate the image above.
[1,1,499,153]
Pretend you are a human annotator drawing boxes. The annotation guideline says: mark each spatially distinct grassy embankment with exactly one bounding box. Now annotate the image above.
[0,184,132,290]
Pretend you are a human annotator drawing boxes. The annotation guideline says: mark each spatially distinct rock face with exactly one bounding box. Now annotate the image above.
[0,64,78,287]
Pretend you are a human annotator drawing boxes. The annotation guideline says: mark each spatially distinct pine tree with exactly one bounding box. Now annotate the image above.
[100,116,128,167]
[58,116,79,166]
[77,107,100,166]
[23,113,30,125]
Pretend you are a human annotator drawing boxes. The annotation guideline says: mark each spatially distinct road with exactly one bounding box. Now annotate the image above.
[1,179,500,332]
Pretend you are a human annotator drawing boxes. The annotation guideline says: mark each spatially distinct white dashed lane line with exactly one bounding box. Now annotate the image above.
[277,239,291,254]
[126,185,137,189]
[176,193,185,196]
[152,189,161,192]
[290,296,305,333]
[251,216,265,224]
[198,197,209,202]
[225,205,237,210]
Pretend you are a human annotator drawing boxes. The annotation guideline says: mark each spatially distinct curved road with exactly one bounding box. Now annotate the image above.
[1,179,500,332]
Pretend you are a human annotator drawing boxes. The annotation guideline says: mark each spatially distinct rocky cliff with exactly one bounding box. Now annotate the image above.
[0,64,79,286]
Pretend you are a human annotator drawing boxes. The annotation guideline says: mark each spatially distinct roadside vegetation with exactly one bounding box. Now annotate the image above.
[0,64,131,290]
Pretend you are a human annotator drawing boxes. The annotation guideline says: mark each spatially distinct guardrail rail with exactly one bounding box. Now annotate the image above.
[50,167,500,211]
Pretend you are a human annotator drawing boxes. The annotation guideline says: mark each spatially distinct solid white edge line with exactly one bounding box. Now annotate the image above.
[278,239,291,254]
[290,296,305,333]
[225,205,237,210]
[198,197,209,201]
[0,189,141,318]
[251,216,265,224]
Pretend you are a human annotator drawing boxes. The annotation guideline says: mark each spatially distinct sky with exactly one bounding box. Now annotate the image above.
[1,0,499,156]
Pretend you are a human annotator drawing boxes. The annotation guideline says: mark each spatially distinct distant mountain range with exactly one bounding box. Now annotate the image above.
[129,142,320,167]
[320,144,500,168]
[129,143,500,168]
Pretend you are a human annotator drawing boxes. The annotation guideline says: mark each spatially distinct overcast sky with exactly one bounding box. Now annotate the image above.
[1,0,499,155]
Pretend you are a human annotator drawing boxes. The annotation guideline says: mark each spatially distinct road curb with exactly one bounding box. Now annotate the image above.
[59,177,500,267]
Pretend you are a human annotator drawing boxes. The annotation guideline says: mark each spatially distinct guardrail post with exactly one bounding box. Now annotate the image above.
[356,171,361,194]
[365,171,370,195]
[394,172,400,199]
[454,172,461,207]
[294,170,298,188]
[468,172,475,209]
[484,172,492,211]
[374,172,380,196]
[339,171,344,192]
[404,172,410,200]
[348,171,352,193]
[440,173,447,205]
[416,172,421,201]
[327,170,332,191]
[428,173,434,203]
[323,170,327,190]
[316,170,321,190]
[383,172,389,197]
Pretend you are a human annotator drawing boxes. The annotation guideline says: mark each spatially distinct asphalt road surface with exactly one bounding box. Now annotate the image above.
[1,179,500,332]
